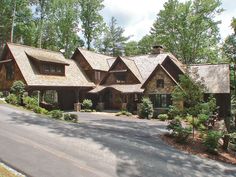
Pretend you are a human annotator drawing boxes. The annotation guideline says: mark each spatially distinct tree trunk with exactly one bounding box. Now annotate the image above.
[10,0,16,43]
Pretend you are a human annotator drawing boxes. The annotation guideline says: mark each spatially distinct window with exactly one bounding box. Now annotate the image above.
[115,73,126,83]
[95,71,101,80]
[149,94,171,108]
[42,64,64,75]
[5,63,14,80]
[156,79,164,88]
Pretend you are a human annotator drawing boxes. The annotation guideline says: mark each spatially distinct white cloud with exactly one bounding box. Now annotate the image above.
[101,0,236,41]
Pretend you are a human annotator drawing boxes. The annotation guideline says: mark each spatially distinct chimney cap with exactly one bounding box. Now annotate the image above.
[153,45,163,49]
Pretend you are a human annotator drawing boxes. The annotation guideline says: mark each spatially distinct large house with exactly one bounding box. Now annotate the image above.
[0,43,231,117]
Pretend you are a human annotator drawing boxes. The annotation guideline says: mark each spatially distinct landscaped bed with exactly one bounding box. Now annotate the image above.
[0,163,25,177]
[161,133,236,165]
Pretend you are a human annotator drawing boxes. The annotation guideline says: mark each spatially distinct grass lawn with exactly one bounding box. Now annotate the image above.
[0,163,24,177]
[0,100,5,104]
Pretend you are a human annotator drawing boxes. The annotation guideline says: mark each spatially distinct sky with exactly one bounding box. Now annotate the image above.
[101,0,236,42]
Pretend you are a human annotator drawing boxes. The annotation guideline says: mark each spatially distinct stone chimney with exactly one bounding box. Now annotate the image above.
[152,45,164,54]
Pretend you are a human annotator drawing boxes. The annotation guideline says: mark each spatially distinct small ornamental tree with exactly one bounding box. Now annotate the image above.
[82,99,93,110]
[140,97,153,119]
[10,80,25,97]
[10,80,25,105]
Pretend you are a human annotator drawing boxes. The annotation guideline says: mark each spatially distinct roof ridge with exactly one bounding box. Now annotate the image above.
[77,47,112,58]
[189,63,229,66]
[7,42,63,55]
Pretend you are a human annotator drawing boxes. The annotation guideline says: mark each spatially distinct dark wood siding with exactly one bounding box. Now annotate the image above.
[162,57,183,82]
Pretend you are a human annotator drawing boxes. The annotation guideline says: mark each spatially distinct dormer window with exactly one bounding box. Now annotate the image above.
[42,64,64,75]
[156,79,164,88]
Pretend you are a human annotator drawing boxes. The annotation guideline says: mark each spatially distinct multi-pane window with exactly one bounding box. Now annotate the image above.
[5,63,14,80]
[156,79,164,88]
[149,94,171,108]
[42,64,64,75]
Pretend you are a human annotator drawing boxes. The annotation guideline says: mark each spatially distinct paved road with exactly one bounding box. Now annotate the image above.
[0,104,235,177]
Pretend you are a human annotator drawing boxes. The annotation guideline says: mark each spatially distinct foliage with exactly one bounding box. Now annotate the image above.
[223,34,236,64]
[82,99,93,109]
[150,0,222,64]
[96,17,129,56]
[138,35,154,55]
[140,97,154,119]
[49,110,63,119]
[64,113,78,122]
[167,118,192,143]
[80,109,96,112]
[23,96,38,110]
[116,110,132,117]
[10,80,25,96]
[0,92,3,98]
[5,94,18,105]
[229,132,236,144]
[158,114,169,121]
[168,105,181,119]
[79,0,104,50]
[125,41,139,56]
[33,106,48,115]
[203,130,222,153]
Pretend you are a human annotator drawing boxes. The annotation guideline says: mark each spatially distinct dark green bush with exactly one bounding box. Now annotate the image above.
[23,96,38,110]
[203,130,222,154]
[0,92,3,98]
[64,113,78,122]
[82,99,93,109]
[140,97,153,119]
[10,80,25,96]
[158,114,169,121]
[5,94,18,105]
[49,110,63,119]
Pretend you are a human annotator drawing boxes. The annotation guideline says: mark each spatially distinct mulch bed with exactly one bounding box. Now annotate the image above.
[161,133,236,165]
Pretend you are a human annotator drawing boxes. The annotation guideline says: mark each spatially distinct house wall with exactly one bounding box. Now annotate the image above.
[0,51,25,91]
[144,68,176,94]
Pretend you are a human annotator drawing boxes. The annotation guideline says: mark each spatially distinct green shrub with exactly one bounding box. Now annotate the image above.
[140,97,153,119]
[116,110,132,117]
[49,110,63,119]
[203,130,222,154]
[23,96,38,110]
[33,106,48,115]
[0,92,3,98]
[10,81,25,96]
[168,105,181,119]
[64,113,78,122]
[5,94,18,105]
[158,114,169,121]
[167,118,192,143]
[82,99,93,109]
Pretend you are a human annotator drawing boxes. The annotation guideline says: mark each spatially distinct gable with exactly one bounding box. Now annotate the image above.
[101,57,141,85]
[142,64,178,94]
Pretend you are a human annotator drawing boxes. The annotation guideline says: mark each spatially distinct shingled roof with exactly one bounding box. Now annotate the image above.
[89,84,144,93]
[76,48,115,71]
[6,43,94,87]
[189,64,230,93]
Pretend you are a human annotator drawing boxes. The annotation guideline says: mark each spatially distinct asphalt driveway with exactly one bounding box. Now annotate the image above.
[0,104,235,177]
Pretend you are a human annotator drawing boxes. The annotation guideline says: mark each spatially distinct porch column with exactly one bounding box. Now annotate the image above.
[74,88,81,112]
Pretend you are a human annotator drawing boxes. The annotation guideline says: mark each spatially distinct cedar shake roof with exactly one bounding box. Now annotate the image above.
[6,43,94,87]
[77,48,115,71]
[26,52,69,65]
[189,64,230,93]
[118,56,143,82]
[89,84,144,93]
[129,53,184,82]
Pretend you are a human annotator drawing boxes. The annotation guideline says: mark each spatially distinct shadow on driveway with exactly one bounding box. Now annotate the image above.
[7,111,236,177]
